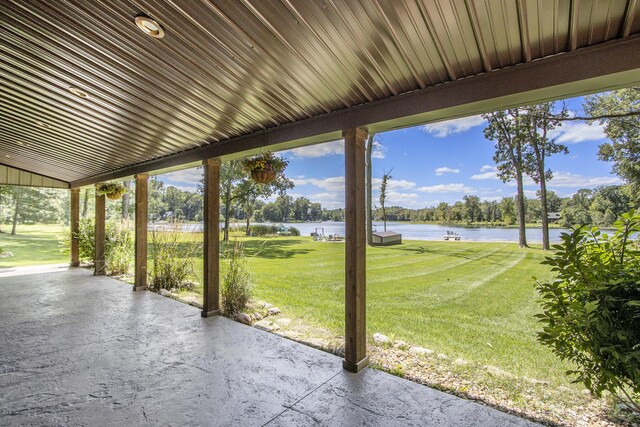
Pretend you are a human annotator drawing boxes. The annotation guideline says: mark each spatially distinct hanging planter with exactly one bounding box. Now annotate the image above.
[242,152,288,184]
[95,181,126,200]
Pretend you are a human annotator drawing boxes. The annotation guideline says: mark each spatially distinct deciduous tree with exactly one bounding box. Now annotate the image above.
[584,87,640,202]
[523,103,568,250]
[483,110,529,247]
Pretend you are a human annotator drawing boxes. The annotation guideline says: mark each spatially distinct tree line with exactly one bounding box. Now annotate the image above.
[364,184,633,228]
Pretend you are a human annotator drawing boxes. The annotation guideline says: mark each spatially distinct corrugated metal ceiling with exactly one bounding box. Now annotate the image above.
[1,0,639,184]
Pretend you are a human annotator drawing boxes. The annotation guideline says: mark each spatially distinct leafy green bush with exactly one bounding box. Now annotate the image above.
[289,226,300,236]
[535,210,640,412]
[221,240,252,317]
[104,220,133,276]
[60,217,132,275]
[249,224,280,236]
[149,224,200,291]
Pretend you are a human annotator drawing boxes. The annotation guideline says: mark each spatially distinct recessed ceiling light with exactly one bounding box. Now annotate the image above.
[36,121,50,129]
[68,87,90,98]
[135,15,164,39]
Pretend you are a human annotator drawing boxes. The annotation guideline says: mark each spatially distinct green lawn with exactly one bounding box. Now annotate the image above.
[0,224,573,389]
[0,224,68,267]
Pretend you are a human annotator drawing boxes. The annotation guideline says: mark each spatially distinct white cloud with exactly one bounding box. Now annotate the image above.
[371,178,416,190]
[372,141,386,159]
[511,171,622,189]
[550,121,606,144]
[471,165,498,180]
[480,196,502,202]
[422,115,485,138]
[417,183,475,193]
[547,172,621,188]
[471,172,498,180]
[160,168,203,186]
[291,176,345,192]
[435,166,460,176]
[307,192,343,209]
[285,140,344,158]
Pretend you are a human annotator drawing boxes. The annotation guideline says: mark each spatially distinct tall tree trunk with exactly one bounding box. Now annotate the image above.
[515,169,528,248]
[365,135,373,245]
[245,206,252,236]
[82,189,89,217]
[11,188,21,235]
[538,167,550,250]
[223,180,232,242]
[121,180,131,220]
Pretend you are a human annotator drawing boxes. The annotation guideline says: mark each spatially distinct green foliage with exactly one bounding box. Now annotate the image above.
[245,224,280,236]
[221,240,252,317]
[95,182,126,199]
[59,218,133,275]
[1,186,69,228]
[585,87,640,194]
[535,210,640,412]
[379,170,392,231]
[241,152,288,173]
[149,224,200,291]
[104,220,133,276]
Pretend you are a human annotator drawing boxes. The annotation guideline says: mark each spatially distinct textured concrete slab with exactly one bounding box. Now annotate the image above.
[268,369,540,426]
[0,268,539,426]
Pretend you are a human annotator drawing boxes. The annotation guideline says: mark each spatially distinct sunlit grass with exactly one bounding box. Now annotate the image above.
[0,224,68,267]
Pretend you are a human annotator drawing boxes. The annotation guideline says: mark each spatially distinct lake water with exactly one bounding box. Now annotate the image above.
[152,221,572,243]
[280,221,572,243]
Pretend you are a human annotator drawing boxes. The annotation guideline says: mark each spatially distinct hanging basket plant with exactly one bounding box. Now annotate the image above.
[242,152,288,184]
[95,182,126,200]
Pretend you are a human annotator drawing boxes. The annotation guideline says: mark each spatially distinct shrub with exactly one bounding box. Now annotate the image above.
[249,224,280,236]
[104,220,133,276]
[535,210,640,412]
[289,226,300,236]
[60,217,132,275]
[150,223,200,291]
[221,240,252,317]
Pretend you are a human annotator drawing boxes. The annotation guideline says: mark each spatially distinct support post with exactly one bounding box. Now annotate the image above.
[94,192,105,276]
[70,188,80,267]
[202,158,221,317]
[134,174,149,291]
[343,127,369,372]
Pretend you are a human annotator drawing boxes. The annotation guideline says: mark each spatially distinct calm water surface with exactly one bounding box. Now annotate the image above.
[152,221,572,243]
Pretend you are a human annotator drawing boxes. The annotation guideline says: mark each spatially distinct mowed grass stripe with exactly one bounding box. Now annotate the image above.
[367,244,508,285]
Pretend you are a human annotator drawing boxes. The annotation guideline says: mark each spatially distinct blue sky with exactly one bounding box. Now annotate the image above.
[159,95,620,209]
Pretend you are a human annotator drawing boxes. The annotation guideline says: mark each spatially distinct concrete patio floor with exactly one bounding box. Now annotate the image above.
[0,268,539,426]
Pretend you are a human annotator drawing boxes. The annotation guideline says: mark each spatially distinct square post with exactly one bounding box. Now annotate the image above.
[202,158,222,317]
[70,188,80,267]
[343,127,368,372]
[134,174,149,291]
[94,192,105,276]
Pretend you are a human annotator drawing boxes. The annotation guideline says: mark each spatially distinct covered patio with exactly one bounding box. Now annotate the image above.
[1,1,640,425]
[0,268,536,426]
